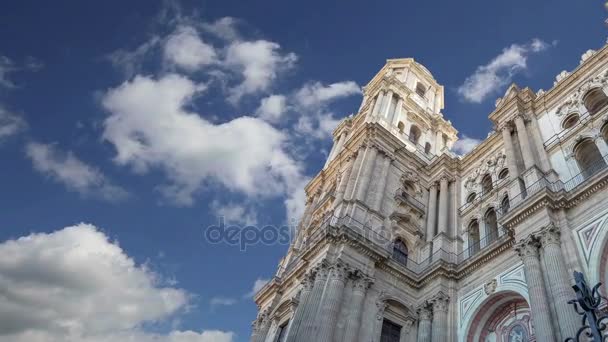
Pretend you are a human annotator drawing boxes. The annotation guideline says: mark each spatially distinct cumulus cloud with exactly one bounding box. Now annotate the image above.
[0,106,26,141]
[451,135,482,155]
[202,17,240,41]
[25,142,129,202]
[101,73,305,209]
[294,81,360,108]
[0,55,17,88]
[457,39,552,103]
[209,200,257,225]
[164,26,217,72]
[293,81,360,139]
[0,223,234,342]
[255,94,287,123]
[225,40,297,103]
[243,278,270,298]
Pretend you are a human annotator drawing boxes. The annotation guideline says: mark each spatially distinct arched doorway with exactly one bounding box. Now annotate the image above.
[465,291,533,342]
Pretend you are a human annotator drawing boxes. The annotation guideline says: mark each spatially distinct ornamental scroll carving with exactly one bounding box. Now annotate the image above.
[555,69,608,117]
[464,151,507,192]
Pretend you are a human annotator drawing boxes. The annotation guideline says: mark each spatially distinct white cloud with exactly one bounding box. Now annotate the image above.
[209,200,257,225]
[243,278,270,298]
[107,37,161,77]
[25,142,128,202]
[294,81,360,108]
[225,40,297,103]
[457,39,552,103]
[451,135,482,155]
[202,17,240,41]
[0,106,26,141]
[292,81,360,139]
[255,94,287,123]
[0,55,17,88]
[164,26,217,72]
[209,297,237,309]
[0,223,234,342]
[101,73,305,209]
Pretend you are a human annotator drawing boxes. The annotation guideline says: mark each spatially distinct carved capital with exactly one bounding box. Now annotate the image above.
[417,305,433,321]
[514,236,540,261]
[327,261,349,282]
[429,291,450,313]
[352,275,373,292]
[498,121,513,132]
[539,223,561,247]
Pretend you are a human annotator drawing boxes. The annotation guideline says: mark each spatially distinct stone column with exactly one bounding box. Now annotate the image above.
[315,263,348,342]
[371,153,392,212]
[373,300,388,341]
[391,97,403,126]
[342,275,372,342]
[416,306,433,342]
[301,191,320,229]
[500,123,519,180]
[284,274,314,342]
[333,157,354,211]
[514,237,556,342]
[538,224,579,339]
[430,292,449,342]
[435,130,443,154]
[426,182,438,241]
[345,146,365,201]
[355,144,378,203]
[382,91,394,118]
[514,114,536,170]
[333,131,348,160]
[371,91,385,117]
[399,319,414,342]
[296,263,328,341]
[253,312,272,342]
[324,134,340,168]
[437,176,449,236]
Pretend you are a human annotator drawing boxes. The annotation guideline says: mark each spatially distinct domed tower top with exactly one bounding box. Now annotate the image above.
[356,58,457,157]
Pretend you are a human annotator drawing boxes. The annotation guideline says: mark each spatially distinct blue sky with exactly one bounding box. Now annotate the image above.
[0,1,605,341]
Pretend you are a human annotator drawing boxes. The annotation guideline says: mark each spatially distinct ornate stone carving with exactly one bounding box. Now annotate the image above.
[580,49,596,64]
[429,291,450,313]
[417,304,433,320]
[514,236,540,260]
[555,70,571,85]
[484,279,497,295]
[539,223,561,247]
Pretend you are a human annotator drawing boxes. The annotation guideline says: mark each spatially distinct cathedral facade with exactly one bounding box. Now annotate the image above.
[251,42,608,342]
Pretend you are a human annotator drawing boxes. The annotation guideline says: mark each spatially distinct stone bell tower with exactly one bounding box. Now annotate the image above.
[251,58,459,342]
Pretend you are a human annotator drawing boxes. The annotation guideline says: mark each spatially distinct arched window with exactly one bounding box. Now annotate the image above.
[562,113,580,130]
[397,121,405,133]
[498,168,509,180]
[574,138,606,178]
[481,174,493,195]
[416,83,426,98]
[583,88,608,115]
[485,208,499,243]
[466,192,477,203]
[602,123,608,145]
[392,239,408,266]
[468,220,480,255]
[409,125,421,144]
[501,195,510,214]
[424,142,431,154]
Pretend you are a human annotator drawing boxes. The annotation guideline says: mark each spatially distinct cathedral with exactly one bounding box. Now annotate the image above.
[251,41,608,342]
